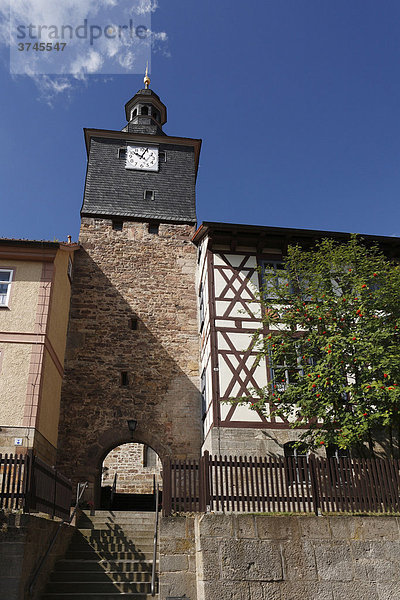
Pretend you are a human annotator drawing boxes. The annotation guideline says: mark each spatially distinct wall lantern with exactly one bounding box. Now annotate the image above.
[127,419,137,438]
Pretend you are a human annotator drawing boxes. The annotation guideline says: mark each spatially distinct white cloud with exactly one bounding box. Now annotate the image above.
[70,49,103,79]
[118,50,136,70]
[22,73,73,106]
[134,0,158,15]
[0,0,168,102]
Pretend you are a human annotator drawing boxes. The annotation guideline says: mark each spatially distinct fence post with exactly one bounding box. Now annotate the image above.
[23,450,35,514]
[52,468,58,519]
[199,455,205,512]
[309,455,320,516]
[163,457,172,517]
[199,451,210,512]
[203,451,210,511]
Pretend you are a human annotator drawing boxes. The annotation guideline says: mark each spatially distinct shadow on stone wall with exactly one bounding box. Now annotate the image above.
[56,246,202,498]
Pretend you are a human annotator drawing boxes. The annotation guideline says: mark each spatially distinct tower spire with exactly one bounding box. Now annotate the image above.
[144,63,150,89]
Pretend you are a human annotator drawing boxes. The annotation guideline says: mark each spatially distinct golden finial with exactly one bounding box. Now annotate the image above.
[144,62,150,89]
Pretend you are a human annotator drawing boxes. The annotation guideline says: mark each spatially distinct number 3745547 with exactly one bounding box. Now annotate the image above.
[18,42,67,51]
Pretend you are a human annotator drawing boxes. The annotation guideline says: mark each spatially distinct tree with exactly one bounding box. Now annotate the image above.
[242,236,400,455]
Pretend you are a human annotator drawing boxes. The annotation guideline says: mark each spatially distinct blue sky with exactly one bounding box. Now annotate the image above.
[0,0,399,242]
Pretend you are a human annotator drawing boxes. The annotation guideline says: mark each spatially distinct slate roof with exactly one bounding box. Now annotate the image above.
[81,131,201,224]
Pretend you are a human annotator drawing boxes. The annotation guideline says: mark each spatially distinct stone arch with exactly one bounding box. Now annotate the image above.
[90,426,170,506]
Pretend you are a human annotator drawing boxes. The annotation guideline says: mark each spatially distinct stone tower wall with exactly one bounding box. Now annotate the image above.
[57,218,202,496]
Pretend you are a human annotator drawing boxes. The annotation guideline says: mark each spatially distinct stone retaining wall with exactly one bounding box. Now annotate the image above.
[0,511,75,600]
[159,515,197,600]
[160,513,400,600]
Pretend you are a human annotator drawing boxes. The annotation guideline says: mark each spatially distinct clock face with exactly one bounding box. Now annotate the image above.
[126,145,159,172]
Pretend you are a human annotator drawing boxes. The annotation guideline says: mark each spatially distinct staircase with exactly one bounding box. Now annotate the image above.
[41,510,158,600]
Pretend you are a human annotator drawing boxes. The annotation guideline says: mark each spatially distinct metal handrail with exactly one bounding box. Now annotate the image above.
[28,481,88,596]
[110,472,118,508]
[151,482,160,596]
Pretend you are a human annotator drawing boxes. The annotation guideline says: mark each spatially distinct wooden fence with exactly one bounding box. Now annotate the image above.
[162,452,400,516]
[0,452,72,520]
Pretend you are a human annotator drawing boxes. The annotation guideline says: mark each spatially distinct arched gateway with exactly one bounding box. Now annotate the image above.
[56,83,202,502]
[100,441,162,510]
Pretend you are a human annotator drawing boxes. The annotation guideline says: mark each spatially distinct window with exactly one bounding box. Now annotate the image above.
[201,368,207,420]
[130,317,138,330]
[269,344,304,392]
[199,283,205,331]
[132,108,137,118]
[141,105,149,115]
[118,148,127,159]
[159,151,167,163]
[144,190,155,201]
[67,256,73,282]
[284,442,308,484]
[326,445,351,485]
[0,270,13,307]
[326,445,350,460]
[262,261,288,298]
[143,445,158,467]
[112,221,123,231]
[148,223,159,235]
[120,371,129,386]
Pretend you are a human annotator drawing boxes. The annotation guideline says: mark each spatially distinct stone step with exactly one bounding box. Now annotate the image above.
[45,581,153,594]
[69,540,154,552]
[41,511,159,600]
[79,511,156,522]
[75,533,154,543]
[50,571,153,583]
[77,529,154,538]
[68,540,155,551]
[78,519,156,527]
[54,560,157,573]
[78,513,156,526]
[71,534,154,546]
[67,545,154,555]
[81,510,157,516]
[64,550,155,561]
[42,594,155,599]
[76,525,156,532]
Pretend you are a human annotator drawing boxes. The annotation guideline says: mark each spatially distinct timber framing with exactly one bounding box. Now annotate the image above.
[194,221,400,434]
[193,222,400,257]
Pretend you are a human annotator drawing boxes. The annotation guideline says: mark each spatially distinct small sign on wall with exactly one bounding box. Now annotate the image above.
[14,438,23,446]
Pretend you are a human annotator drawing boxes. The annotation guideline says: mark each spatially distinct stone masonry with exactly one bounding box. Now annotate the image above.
[57,218,202,501]
[160,513,400,600]
[0,512,74,600]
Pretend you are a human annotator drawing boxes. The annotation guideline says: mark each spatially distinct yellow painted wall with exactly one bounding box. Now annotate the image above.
[38,249,74,448]
[0,250,74,449]
[37,350,63,447]
[47,250,72,362]
[0,260,41,332]
[0,343,31,426]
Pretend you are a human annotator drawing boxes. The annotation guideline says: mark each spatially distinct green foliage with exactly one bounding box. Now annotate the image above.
[241,236,400,452]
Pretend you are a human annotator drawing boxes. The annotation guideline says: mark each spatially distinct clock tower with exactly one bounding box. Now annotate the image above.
[57,77,202,501]
[81,80,200,226]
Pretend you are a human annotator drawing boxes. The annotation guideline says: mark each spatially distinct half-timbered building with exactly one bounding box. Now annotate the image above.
[192,222,400,458]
